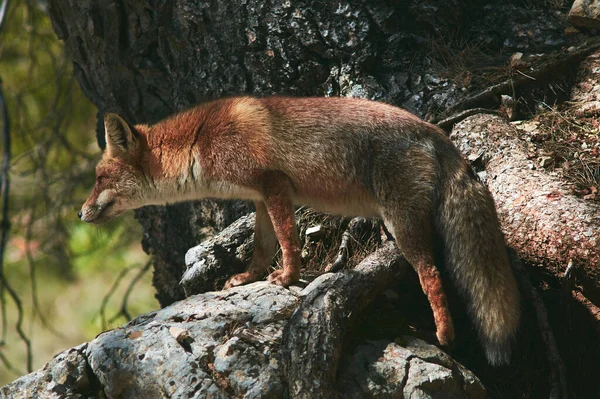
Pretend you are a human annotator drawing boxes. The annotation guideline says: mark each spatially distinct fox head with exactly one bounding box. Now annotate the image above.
[79,114,149,224]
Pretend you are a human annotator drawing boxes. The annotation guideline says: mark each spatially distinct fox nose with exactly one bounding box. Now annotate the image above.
[77,211,82,220]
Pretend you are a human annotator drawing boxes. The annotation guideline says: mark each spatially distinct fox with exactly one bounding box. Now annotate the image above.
[79,96,520,365]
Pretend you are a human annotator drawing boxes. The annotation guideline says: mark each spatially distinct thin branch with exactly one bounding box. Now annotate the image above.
[0,74,32,372]
[0,348,23,377]
[98,268,131,331]
[0,73,11,345]
[25,207,66,339]
[326,217,367,273]
[121,260,152,321]
[110,260,152,324]
[0,275,32,372]
[436,108,498,131]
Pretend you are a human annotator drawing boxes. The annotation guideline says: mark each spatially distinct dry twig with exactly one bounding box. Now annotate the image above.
[98,268,131,331]
[99,260,152,329]
[114,260,152,323]
[326,217,368,272]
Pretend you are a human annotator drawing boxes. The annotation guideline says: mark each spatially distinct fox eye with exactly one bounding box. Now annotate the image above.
[96,175,106,184]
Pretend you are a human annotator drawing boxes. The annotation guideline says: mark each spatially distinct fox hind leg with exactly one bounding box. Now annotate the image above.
[224,201,278,289]
[384,214,455,347]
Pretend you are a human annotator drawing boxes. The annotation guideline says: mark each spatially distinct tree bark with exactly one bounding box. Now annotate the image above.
[136,200,251,306]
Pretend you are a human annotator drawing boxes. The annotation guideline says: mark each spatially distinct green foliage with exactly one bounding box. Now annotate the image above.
[70,218,146,274]
[0,2,156,385]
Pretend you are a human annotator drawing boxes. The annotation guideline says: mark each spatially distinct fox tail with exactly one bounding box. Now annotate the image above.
[436,164,520,365]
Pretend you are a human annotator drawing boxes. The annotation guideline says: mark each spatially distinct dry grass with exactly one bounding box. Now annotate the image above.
[520,104,600,201]
[428,35,508,89]
[269,208,381,279]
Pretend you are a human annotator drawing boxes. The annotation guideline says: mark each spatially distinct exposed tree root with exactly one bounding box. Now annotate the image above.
[281,242,409,398]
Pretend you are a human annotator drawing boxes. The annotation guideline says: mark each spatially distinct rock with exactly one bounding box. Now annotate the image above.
[87,282,298,398]
[338,338,486,398]
[1,281,485,398]
[182,213,256,296]
[569,0,600,29]
[472,4,567,52]
[0,344,94,398]
[135,199,253,307]
[305,225,324,240]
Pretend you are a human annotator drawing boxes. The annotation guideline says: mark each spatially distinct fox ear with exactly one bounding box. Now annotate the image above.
[104,113,137,154]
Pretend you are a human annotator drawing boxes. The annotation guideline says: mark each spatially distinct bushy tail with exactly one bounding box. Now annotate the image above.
[436,167,520,366]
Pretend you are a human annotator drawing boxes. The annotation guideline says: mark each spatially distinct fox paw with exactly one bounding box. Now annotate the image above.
[223,272,259,289]
[267,269,300,287]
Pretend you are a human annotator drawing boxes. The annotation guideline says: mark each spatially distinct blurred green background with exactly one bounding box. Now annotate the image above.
[0,2,157,385]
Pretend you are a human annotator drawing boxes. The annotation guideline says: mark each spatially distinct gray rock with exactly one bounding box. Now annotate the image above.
[1,281,486,398]
[473,4,567,52]
[0,344,94,399]
[338,338,486,399]
[182,213,256,295]
[87,282,298,398]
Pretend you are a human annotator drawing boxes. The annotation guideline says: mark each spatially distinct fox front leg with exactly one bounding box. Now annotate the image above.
[223,201,278,289]
[254,171,301,287]
[223,172,301,288]
[262,181,301,287]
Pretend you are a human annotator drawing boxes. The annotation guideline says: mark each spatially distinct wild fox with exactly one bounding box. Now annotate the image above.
[79,96,520,365]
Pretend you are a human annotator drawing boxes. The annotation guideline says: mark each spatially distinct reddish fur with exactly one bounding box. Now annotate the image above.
[259,171,301,285]
[138,99,270,188]
[90,96,455,340]
[130,97,425,203]
[259,96,425,204]
[418,265,455,345]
